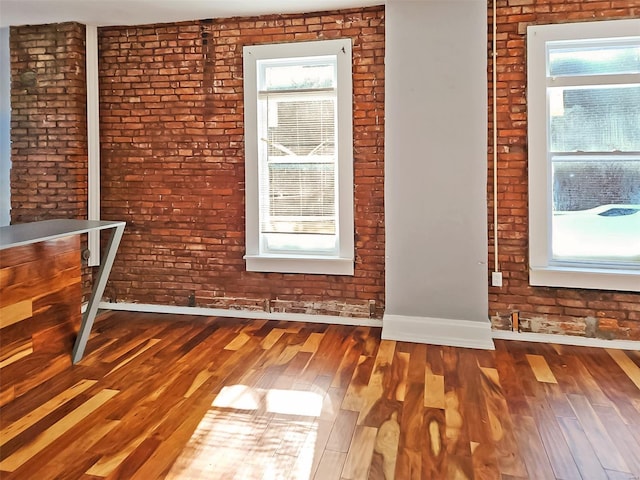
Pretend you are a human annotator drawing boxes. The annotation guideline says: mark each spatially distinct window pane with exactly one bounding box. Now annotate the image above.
[258,92,337,251]
[551,159,640,263]
[265,96,335,156]
[549,44,640,76]
[549,85,640,152]
[263,162,335,235]
[263,62,335,91]
[263,233,336,252]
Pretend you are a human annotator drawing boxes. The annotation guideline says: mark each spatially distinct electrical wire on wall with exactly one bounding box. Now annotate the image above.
[491,0,500,281]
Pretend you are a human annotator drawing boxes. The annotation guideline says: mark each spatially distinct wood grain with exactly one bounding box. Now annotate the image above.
[0,236,81,408]
[0,300,32,329]
[341,425,377,479]
[526,354,558,384]
[557,415,609,480]
[424,372,445,409]
[607,348,640,391]
[314,450,347,480]
[0,388,118,472]
[566,393,631,473]
[0,379,97,444]
[0,314,638,479]
[526,394,582,479]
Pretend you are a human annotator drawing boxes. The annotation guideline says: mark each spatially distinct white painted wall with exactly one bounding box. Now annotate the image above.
[383,0,490,347]
[0,27,10,226]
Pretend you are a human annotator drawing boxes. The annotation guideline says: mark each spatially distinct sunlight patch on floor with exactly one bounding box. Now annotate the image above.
[165,385,323,479]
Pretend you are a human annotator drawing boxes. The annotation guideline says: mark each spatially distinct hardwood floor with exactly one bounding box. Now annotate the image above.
[1,311,639,479]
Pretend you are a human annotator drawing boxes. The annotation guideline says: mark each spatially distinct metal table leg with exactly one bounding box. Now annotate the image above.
[72,223,125,363]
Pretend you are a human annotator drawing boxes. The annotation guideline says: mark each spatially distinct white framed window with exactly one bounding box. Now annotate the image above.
[527,19,640,292]
[243,39,354,275]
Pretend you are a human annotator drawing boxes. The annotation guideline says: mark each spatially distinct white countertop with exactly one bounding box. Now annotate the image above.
[0,219,126,250]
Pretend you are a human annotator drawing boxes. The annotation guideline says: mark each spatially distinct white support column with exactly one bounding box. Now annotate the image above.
[0,28,11,227]
[383,0,492,349]
[86,25,100,265]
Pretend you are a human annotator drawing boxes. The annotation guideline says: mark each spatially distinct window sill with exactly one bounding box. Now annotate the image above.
[530,265,639,292]
[244,254,354,276]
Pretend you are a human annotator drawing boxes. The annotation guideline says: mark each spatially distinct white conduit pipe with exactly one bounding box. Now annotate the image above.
[492,0,499,275]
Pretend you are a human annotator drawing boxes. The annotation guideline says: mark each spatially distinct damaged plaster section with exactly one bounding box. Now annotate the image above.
[491,313,636,341]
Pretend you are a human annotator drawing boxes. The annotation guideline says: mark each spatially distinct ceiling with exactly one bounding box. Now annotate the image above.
[0,0,385,28]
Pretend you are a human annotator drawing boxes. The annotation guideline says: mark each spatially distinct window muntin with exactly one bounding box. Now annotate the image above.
[528,20,640,291]
[243,39,354,275]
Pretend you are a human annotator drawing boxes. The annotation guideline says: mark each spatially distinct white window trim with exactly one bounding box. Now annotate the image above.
[527,19,640,292]
[243,39,354,275]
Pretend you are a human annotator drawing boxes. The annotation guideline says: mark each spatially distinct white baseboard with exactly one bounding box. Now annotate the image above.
[97,301,383,328]
[92,302,638,351]
[492,329,640,351]
[381,314,495,350]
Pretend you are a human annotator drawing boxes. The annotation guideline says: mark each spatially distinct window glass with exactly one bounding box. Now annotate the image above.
[264,162,335,234]
[262,61,335,91]
[551,159,640,263]
[547,40,640,267]
[549,85,640,152]
[263,96,336,157]
[548,44,640,76]
[258,64,338,253]
[527,20,640,291]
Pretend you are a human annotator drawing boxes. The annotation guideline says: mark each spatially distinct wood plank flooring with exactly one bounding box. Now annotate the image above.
[1,311,639,479]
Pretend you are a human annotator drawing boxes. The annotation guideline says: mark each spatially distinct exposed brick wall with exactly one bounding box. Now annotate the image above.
[10,23,88,223]
[98,7,385,317]
[9,5,638,338]
[9,23,94,299]
[488,1,640,340]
